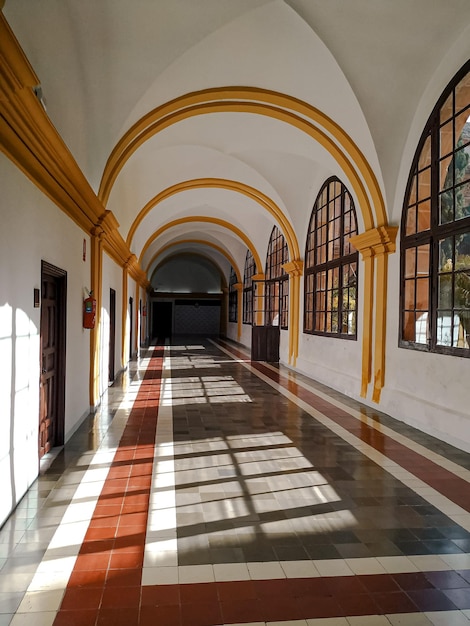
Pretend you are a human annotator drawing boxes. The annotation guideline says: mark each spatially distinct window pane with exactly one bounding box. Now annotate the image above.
[404,279,415,310]
[456,181,470,220]
[440,120,453,158]
[416,277,429,311]
[439,236,454,271]
[418,135,432,169]
[455,111,470,145]
[403,311,417,342]
[440,92,453,125]
[455,145,470,186]
[406,206,417,236]
[455,72,470,112]
[440,155,453,192]
[439,189,454,224]
[456,232,470,268]
[416,244,430,275]
[404,247,416,278]
[436,312,457,346]
[417,200,431,231]
[407,176,417,207]
[417,167,431,202]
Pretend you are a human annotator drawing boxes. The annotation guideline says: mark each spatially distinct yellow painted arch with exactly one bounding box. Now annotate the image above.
[146,238,241,284]
[140,216,263,277]
[99,87,387,230]
[128,178,300,261]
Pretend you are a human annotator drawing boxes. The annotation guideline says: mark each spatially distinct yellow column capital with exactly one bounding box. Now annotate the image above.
[349,225,398,256]
[282,259,304,277]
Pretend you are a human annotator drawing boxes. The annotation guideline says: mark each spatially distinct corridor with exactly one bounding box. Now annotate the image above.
[1,338,470,625]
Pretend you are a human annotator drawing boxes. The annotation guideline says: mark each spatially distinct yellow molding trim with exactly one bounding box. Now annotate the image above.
[89,233,103,407]
[127,178,300,261]
[146,238,241,284]
[121,266,128,367]
[0,13,149,292]
[140,216,263,277]
[281,259,304,364]
[349,225,398,254]
[349,226,398,401]
[99,87,386,231]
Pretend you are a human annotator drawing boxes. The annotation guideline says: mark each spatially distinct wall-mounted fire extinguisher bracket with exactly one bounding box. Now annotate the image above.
[83,289,96,329]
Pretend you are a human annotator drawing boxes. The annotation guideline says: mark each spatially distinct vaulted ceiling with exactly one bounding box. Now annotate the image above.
[4,0,470,283]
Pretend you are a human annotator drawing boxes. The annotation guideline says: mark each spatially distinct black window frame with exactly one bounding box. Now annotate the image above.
[228,266,238,323]
[265,226,289,329]
[304,176,359,339]
[242,249,256,325]
[400,60,470,357]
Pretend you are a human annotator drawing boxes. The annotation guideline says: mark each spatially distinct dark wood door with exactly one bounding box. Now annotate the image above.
[109,289,116,382]
[251,325,280,362]
[39,269,65,458]
[129,297,134,359]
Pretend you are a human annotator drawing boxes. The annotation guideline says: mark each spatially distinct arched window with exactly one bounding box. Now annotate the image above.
[401,61,470,355]
[242,250,256,324]
[304,177,358,337]
[228,266,238,323]
[265,226,289,328]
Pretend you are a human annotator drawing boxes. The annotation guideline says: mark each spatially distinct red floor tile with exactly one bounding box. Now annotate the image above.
[180,600,223,626]
[179,582,219,604]
[95,606,140,626]
[60,587,103,611]
[54,609,99,626]
[360,573,401,593]
[139,604,181,626]
[337,592,378,616]
[372,590,419,613]
[101,585,141,608]
[141,584,181,607]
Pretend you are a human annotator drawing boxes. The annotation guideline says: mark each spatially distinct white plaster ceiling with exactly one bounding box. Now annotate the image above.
[4,0,470,279]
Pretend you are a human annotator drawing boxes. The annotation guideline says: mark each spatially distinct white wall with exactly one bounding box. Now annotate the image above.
[380,248,470,452]
[0,153,90,527]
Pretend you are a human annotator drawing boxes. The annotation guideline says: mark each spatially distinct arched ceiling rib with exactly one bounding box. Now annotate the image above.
[99,88,385,231]
[146,240,240,284]
[140,217,263,278]
[128,178,300,261]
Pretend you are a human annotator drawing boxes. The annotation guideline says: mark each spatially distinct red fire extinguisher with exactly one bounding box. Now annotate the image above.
[83,291,96,329]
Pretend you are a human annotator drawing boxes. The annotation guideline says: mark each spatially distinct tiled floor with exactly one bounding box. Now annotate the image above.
[2,338,470,625]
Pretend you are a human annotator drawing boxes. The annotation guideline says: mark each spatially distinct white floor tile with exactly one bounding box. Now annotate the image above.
[386,612,433,624]
[16,590,64,614]
[178,564,215,583]
[141,565,178,585]
[247,561,286,580]
[313,559,354,577]
[213,562,250,581]
[10,612,56,626]
[425,610,470,625]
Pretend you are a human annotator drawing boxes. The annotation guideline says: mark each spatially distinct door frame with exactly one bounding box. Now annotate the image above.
[40,261,67,455]
[109,288,116,382]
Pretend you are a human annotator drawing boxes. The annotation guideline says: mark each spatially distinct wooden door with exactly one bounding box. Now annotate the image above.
[39,265,66,458]
[129,297,133,359]
[109,288,116,382]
